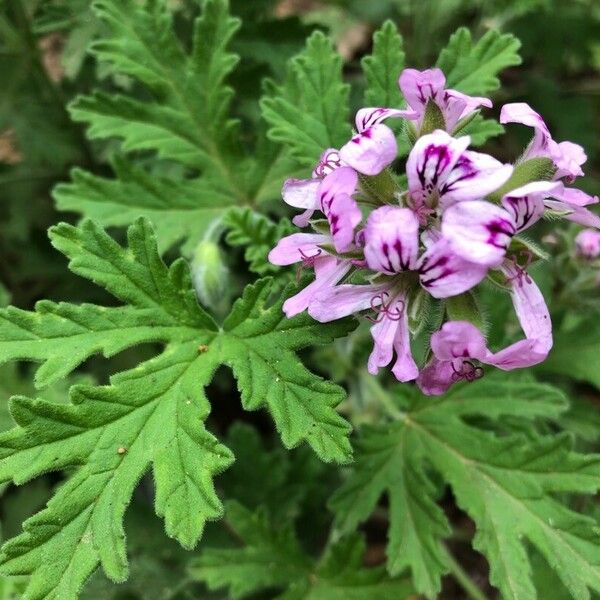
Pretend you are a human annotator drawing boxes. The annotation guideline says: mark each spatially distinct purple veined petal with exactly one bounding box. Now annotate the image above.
[327,193,363,253]
[355,107,413,132]
[575,229,600,259]
[339,123,398,176]
[500,102,552,157]
[308,282,388,322]
[292,208,315,227]
[282,178,320,209]
[442,200,515,266]
[367,299,401,375]
[406,130,471,207]
[417,238,488,299]
[416,357,455,396]
[549,185,598,207]
[501,181,562,233]
[312,148,344,178]
[500,262,552,346]
[268,233,330,266]
[391,302,419,382]
[282,257,351,318]
[544,200,600,229]
[430,321,488,362]
[364,206,419,274]
[398,68,446,112]
[439,150,513,208]
[552,141,586,181]
[485,338,551,370]
[442,89,492,131]
[318,166,358,213]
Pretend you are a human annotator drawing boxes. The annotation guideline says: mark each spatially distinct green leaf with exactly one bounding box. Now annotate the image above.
[361,20,405,108]
[539,319,600,389]
[0,219,354,598]
[223,207,295,275]
[437,28,522,95]
[330,378,600,600]
[458,114,505,146]
[261,31,351,167]
[190,501,415,600]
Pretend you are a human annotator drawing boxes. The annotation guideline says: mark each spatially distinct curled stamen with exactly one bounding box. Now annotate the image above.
[365,292,405,323]
[451,360,484,383]
[506,250,533,287]
[314,151,342,178]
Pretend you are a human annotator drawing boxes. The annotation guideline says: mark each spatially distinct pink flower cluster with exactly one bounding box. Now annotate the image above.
[269,68,599,395]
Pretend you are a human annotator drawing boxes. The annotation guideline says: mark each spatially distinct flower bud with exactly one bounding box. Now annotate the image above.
[575,229,600,259]
[191,240,230,311]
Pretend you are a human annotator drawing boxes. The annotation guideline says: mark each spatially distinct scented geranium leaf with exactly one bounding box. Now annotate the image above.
[223,207,294,275]
[362,20,405,108]
[437,28,522,95]
[54,158,235,255]
[261,31,351,166]
[331,378,600,600]
[0,219,354,598]
[458,114,505,146]
[190,501,414,600]
[539,319,600,390]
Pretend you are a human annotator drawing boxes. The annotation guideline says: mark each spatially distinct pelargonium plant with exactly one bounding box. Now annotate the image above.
[270,67,599,395]
[2,2,600,600]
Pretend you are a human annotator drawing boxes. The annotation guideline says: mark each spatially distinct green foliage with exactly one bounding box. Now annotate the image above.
[330,378,600,600]
[261,31,351,166]
[223,207,295,276]
[190,501,415,599]
[437,27,522,95]
[361,20,405,108]
[0,218,354,598]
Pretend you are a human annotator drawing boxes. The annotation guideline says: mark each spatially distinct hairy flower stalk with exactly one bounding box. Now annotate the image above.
[269,67,599,395]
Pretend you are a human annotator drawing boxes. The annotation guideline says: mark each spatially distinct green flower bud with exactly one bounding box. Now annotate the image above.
[191,240,230,311]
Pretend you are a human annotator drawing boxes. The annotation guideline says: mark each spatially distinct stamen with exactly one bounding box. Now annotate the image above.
[506,250,533,287]
[451,360,484,383]
[365,292,405,323]
[296,248,322,281]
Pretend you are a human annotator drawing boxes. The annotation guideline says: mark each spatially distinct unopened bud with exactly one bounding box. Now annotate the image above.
[575,229,600,259]
[191,240,230,311]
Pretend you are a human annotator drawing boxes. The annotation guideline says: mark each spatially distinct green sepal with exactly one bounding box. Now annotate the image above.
[452,110,481,136]
[489,157,556,202]
[359,169,399,205]
[419,99,446,136]
[508,236,550,262]
[445,291,486,332]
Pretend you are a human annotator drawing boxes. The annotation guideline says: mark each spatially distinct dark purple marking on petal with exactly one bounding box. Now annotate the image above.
[485,218,515,250]
[505,195,535,230]
[417,144,452,194]
[439,155,477,196]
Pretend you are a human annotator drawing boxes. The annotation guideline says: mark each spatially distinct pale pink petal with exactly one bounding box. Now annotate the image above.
[328,193,362,253]
[416,357,455,396]
[406,131,470,207]
[355,107,412,131]
[486,338,551,370]
[544,200,600,229]
[439,150,513,207]
[501,181,562,232]
[501,263,552,348]
[399,68,446,112]
[283,257,351,318]
[442,200,515,266]
[292,209,315,227]
[418,238,488,298]
[550,186,598,207]
[429,321,488,362]
[339,124,398,176]
[367,301,401,375]
[391,307,419,382]
[308,283,386,322]
[442,89,492,132]
[364,206,419,274]
[317,166,358,212]
[500,102,552,157]
[268,233,329,266]
[282,178,320,209]
[552,141,586,181]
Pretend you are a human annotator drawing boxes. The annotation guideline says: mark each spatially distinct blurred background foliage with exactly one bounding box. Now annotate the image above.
[0,0,598,598]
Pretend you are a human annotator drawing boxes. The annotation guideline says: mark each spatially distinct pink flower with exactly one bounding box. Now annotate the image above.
[575,229,600,259]
[268,232,353,318]
[406,130,513,213]
[339,108,404,175]
[398,68,492,133]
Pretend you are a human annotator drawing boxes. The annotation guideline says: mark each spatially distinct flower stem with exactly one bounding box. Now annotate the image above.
[443,545,489,600]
